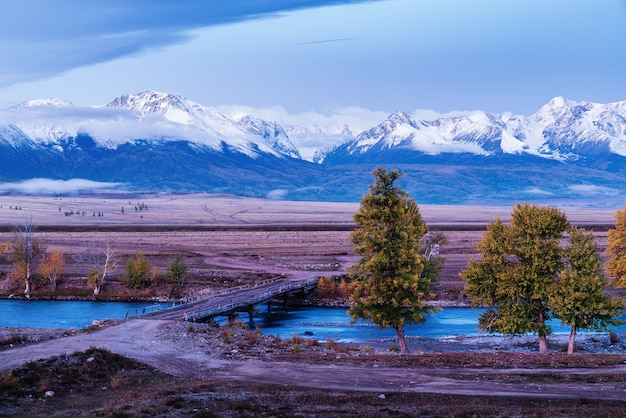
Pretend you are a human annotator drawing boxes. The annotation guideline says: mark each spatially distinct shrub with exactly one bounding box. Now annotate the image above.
[325,338,339,351]
[124,252,155,289]
[316,277,337,298]
[166,251,188,287]
[337,278,358,299]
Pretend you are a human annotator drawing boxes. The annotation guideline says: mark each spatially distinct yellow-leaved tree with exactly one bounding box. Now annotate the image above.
[39,249,66,292]
[606,203,626,288]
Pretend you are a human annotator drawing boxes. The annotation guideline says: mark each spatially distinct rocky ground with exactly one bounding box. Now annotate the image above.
[2,319,626,417]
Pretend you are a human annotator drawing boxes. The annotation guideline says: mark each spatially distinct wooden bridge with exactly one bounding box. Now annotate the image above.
[125,276,319,322]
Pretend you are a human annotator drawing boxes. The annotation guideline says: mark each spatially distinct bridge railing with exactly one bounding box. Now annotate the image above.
[183,276,319,321]
[177,275,285,305]
[125,275,315,320]
[125,300,188,319]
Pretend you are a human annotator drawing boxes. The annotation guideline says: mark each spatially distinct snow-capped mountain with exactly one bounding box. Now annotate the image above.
[105,91,298,158]
[1,92,626,204]
[322,97,626,166]
[237,115,301,159]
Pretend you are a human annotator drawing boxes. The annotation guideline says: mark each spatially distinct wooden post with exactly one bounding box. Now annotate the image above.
[248,305,255,327]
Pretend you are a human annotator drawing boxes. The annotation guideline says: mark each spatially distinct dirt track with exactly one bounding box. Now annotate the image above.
[2,319,626,402]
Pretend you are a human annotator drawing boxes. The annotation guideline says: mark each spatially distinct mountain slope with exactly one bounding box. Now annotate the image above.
[1,92,626,204]
[321,97,626,168]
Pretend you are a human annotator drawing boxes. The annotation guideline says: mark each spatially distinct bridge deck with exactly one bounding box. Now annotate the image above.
[126,277,318,322]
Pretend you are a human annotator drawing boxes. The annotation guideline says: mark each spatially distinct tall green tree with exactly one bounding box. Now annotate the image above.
[348,168,439,354]
[550,227,624,353]
[606,203,626,288]
[462,203,569,353]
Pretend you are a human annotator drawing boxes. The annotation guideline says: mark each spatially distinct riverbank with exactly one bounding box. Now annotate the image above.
[3,312,626,416]
[3,315,625,356]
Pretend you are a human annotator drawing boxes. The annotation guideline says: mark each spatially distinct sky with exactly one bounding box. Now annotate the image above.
[0,0,625,127]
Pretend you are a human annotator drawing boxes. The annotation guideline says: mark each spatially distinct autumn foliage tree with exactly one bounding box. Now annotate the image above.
[606,203,626,288]
[39,249,66,292]
[463,203,624,354]
[349,168,440,354]
[462,203,569,353]
[124,252,158,289]
[549,227,624,353]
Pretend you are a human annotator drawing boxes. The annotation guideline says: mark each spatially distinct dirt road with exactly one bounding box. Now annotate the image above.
[2,319,626,402]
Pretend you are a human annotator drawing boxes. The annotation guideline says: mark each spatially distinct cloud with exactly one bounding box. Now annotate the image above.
[523,187,554,196]
[568,184,620,197]
[292,37,362,46]
[0,179,123,194]
[216,104,386,133]
[0,104,237,149]
[216,104,388,161]
[0,1,380,89]
[266,189,289,200]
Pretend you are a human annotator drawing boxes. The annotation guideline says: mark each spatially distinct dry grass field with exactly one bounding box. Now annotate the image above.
[0,192,620,301]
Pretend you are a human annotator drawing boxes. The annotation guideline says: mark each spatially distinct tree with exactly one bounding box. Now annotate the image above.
[166,251,188,290]
[550,227,624,353]
[124,252,156,289]
[39,249,66,292]
[9,218,44,297]
[348,168,440,354]
[78,240,118,296]
[462,203,569,353]
[606,203,626,288]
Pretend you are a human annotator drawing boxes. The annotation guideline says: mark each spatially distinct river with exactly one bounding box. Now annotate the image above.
[0,300,147,329]
[1,301,625,342]
[243,305,626,342]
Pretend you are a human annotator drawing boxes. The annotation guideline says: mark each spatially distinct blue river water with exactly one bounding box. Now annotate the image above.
[0,300,147,329]
[1,301,625,343]
[213,305,626,342]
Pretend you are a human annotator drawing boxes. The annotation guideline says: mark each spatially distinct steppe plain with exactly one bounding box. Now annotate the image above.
[0,192,618,301]
[1,193,626,417]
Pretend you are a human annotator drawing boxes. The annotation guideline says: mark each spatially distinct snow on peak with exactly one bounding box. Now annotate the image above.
[106,91,302,158]
[11,98,74,109]
[533,96,580,122]
[237,115,301,159]
[108,91,204,123]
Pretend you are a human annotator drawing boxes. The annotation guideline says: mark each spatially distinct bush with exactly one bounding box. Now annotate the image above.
[337,278,358,299]
[166,251,188,287]
[124,252,156,289]
[316,277,337,298]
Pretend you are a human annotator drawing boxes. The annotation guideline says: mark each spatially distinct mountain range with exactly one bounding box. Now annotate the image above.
[1,91,625,205]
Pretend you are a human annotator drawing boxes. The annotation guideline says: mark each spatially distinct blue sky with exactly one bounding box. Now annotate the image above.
[1,0,625,121]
